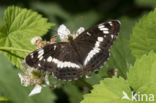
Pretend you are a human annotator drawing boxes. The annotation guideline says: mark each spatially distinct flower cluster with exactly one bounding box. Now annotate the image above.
[19,62,49,96]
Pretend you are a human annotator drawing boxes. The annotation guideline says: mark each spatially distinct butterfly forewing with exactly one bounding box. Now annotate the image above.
[74,20,120,71]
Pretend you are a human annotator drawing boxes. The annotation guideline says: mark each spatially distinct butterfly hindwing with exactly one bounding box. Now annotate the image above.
[25,42,83,80]
[74,20,120,71]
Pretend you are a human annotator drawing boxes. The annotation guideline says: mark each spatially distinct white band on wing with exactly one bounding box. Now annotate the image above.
[84,37,104,66]
[47,56,80,69]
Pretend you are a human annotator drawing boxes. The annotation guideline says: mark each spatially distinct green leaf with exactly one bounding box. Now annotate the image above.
[81,51,156,103]
[130,9,156,59]
[135,0,156,7]
[0,6,54,69]
[63,83,83,103]
[127,51,156,92]
[135,83,156,103]
[0,54,56,103]
[81,77,131,103]
[0,6,6,27]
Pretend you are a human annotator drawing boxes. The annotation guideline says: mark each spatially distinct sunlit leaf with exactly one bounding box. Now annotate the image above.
[127,51,156,91]
[0,6,54,68]
[130,8,156,58]
[81,77,131,103]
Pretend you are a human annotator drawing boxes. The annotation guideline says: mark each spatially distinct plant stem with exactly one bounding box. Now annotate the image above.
[0,47,31,53]
[78,78,93,90]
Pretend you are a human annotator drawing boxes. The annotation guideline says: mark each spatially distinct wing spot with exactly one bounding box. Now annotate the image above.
[95,41,100,47]
[98,24,105,28]
[38,49,44,54]
[99,27,108,31]
[97,37,103,42]
[103,31,109,34]
[38,63,41,67]
[54,45,57,50]
[39,56,43,61]
[37,49,44,58]
[87,32,91,36]
[30,53,34,58]
[98,24,109,33]
[111,35,114,39]
[47,56,52,62]
[108,21,113,26]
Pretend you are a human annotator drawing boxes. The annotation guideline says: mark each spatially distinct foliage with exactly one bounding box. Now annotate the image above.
[135,0,156,7]
[0,1,156,103]
[81,7,156,103]
[81,77,131,103]
[0,6,54,69]
[127,51,156,92]
[0,54,56,103]
[82,52,156,103]
[130,8,156,59]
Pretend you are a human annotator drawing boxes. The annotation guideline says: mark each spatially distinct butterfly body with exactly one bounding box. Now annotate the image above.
[25,20,120,81]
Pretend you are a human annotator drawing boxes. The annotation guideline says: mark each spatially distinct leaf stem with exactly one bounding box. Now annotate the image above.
[77,78,93,90]
[0,47,31,53]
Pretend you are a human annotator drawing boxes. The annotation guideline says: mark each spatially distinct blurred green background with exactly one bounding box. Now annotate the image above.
[0,0,156,103]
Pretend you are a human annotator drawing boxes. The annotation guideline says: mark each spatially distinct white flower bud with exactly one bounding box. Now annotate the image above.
[18,73,29,87]
[57,24,70,41]
[76,27,85,37]
[31,36,42,45]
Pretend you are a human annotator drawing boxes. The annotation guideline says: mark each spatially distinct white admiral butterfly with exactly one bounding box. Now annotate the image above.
[25,20,120,81]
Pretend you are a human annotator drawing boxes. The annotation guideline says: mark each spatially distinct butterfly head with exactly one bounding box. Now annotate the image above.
[68,35,74,42]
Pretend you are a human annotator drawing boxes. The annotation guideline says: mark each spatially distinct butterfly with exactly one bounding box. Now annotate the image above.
[25,20,120,81]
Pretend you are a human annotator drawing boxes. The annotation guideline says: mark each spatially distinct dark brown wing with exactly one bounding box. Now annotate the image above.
[25,42,83,81]
[74,20,120,72]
